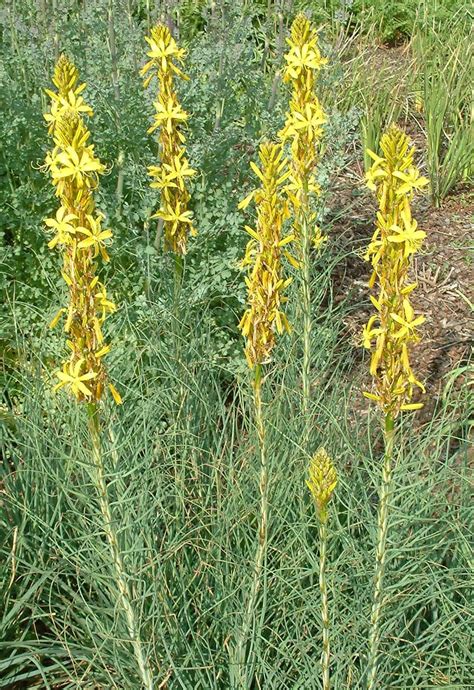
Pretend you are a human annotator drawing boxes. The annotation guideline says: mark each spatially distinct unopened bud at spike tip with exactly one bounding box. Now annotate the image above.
[307,447,337,522]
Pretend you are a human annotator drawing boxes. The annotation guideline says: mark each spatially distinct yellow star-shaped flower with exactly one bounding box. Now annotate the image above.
[54,359,97,399]
[44,206,78,249]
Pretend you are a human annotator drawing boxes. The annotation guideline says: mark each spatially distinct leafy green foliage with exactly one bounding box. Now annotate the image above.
[295,0,471,43]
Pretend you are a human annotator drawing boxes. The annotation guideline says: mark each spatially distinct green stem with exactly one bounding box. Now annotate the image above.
[267,8,284,111]
[86,403,154,690]
[51,0,59,60]
[301,212,312,423]
[319,517,331,690]
[173,252,184,408]
[174,252,184,309]
[233,365,269,688]
[171,252,184,390]
[172,251,192,513]
[366,413,395,690]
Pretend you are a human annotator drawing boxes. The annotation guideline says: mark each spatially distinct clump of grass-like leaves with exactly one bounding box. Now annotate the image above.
[1,278,471,688]
[414,22,473,207]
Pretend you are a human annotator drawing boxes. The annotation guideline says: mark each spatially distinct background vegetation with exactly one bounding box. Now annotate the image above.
[1,0,472,688]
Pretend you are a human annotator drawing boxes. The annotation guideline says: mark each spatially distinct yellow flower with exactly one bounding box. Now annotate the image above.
[387,212,426,258]
[45,89,93,120]
[306,447,337,522]
[149,154,196,194]
[391,300,425,339]
[44,206,78,248]
[148,166,178,193]
[285,103,326,141]
[393,167,429,196]
[163,154,196,189]
[144,33,184,71]
[154,202,194,234]
[148,98,188,135]
[284,44,327,80]
[77,214,113,260]
[141,26,187,82]
[54,359,97,399]
[52,146,104,188]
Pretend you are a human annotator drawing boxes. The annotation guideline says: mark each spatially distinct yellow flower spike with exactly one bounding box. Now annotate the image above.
[235,146,294,675]
[280,14,327,418]
[365,130,428,687]
[307,447,337,522]
[44,55,121,404]
[238,142,293,369]
[280,13,327,249]
[362,125,427,417]
[143,23,196,255]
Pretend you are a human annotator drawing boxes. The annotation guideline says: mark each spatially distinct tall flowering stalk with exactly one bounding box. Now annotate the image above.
[362,125,428,689]
[307,448,338,690]
[279,13,327,417]
[44,56,120,405]
[141,23,197,259]
[234,142,292,687]
[43,56,154,690]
